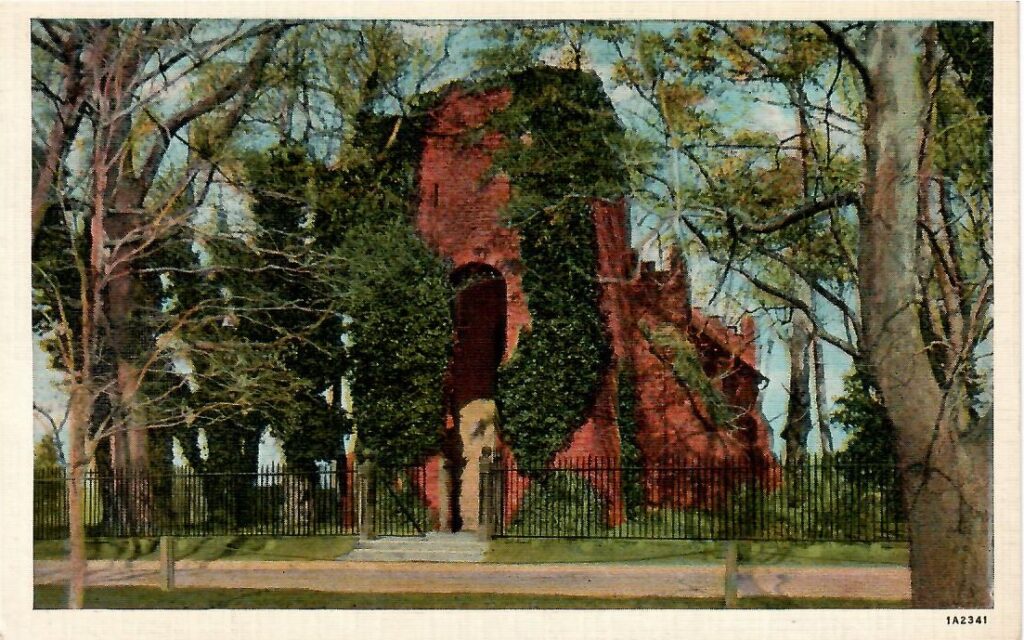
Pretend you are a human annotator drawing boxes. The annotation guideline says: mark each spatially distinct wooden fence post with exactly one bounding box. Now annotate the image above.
[160,536,175,591]
[359,460,377,541]
[477,447,494,542]
[723,540,738,608]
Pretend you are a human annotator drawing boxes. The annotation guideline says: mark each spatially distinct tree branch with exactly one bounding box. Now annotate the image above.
[676,213,859,356]
[136,27,285,202]
[32,29,86,237]
[736,191,860,234]
[815,21,875,101]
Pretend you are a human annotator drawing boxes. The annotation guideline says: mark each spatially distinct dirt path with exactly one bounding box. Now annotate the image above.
[34,560,910,600]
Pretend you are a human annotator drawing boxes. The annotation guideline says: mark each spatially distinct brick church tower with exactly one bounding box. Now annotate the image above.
[411,70,776,531]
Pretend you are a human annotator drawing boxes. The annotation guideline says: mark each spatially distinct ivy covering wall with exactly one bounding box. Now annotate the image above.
[342,220,454,468]
[327,112,455,469]
[615,361,645,517]
[488,68,627,469]
[643,323,741,429]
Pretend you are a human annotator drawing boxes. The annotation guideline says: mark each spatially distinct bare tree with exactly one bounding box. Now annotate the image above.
[31,19,290,608]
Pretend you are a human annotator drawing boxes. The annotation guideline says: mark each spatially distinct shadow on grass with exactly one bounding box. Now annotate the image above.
[484,539,908,566]
[34,536,357,562]
[33,585,909,609]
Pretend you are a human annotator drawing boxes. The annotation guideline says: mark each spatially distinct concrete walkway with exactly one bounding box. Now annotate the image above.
[34,560,910,601]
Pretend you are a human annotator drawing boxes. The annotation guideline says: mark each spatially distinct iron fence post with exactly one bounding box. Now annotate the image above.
[437,458,451,532]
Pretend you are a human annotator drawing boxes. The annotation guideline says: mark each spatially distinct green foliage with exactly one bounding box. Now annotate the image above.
[721,468,904,542]
[34,433,63,469]
[152,143,351,473]
[933,61,992,191]
[237,120,452,471]
[319,109,453,469]
[832,367,897,467]
[643,323,740,428]
[597,464,904,542]
[474,23,614,76]
[342,222,453,468]
[832,367,903,519]
[149,104,452,472]
[491,67,626,469]
[32,204,85,371]
[507,471,609,537]
[496,315,608,470]
[615,362,645,518]
[475,23,565,75]
[938,22,993,118]
[608,507,727,540]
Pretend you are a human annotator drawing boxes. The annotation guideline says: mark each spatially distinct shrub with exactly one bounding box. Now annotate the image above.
[507,471,608,537]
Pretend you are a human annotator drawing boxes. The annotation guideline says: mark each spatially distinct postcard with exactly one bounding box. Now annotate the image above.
[1,2,1019,639]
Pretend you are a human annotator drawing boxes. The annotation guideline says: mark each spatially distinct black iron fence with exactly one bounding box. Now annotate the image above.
[33,463,429,540]
[489,456,906,542]
[36,457,904,542]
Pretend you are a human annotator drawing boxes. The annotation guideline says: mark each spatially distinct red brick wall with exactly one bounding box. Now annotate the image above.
[415,88,530,358]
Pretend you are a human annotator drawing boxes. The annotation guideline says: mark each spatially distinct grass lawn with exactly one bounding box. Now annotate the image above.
[36,536,907,566]
[34,536,357,562]
[485,539,908,566]
[33,585,908,609]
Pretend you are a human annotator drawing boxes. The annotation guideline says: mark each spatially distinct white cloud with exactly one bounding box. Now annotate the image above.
[395,22,449,45]
[609,82,636,105]
[749,102,797,139]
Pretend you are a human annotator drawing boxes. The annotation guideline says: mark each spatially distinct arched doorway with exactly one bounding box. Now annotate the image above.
[444,264,506,531]
[451,264,507,408]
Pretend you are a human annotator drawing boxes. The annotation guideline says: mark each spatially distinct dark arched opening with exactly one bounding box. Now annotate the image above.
[442,263,506,532]
[450,263,507,409]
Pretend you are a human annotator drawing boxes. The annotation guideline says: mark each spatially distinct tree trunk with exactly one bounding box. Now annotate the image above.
[65,382,94,609]
[860,23,992,607]
[811,334,834,456]
[782,310,814,466]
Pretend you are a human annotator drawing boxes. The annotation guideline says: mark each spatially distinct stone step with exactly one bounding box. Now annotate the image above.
[352,542,487,553]
[354,540,485,548]
[341,533,489,563]
[358,533,486,544]
[343,548,486,563]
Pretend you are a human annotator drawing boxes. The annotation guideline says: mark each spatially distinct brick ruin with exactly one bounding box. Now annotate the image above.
[405,78,776,531]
